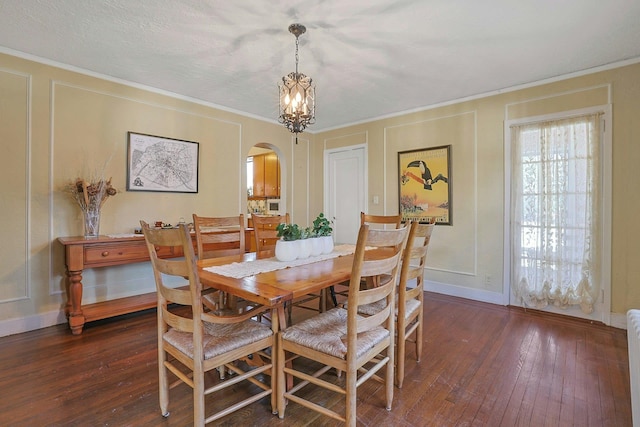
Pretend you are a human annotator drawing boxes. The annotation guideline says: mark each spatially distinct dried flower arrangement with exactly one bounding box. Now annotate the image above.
[64,176,117,237]
[65,177,117,212]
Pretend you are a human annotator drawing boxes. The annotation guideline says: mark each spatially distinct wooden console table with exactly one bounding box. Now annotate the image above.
[58,228,254,335]
[57,234,185,335]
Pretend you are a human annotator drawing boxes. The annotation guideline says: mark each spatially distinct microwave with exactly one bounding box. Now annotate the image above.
[266,199,282,215]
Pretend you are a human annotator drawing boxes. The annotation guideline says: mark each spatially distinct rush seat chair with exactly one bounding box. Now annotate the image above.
[141,221,275,426]
[276,223,409,426]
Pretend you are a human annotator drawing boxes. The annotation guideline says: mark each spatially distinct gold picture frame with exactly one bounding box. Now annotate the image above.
[398,145,452,225]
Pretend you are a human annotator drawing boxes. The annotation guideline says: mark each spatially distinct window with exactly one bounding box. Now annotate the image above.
[247,157,254,197]
[510,112,604,314]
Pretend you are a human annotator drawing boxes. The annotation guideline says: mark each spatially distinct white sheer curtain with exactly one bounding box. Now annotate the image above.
[511,113,602,314]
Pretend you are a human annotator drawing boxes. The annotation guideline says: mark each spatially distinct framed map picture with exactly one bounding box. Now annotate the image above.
[398,145,452,225]
[126,132,199,193]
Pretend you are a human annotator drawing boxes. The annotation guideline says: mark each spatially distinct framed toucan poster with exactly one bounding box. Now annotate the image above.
[398,145,452,225]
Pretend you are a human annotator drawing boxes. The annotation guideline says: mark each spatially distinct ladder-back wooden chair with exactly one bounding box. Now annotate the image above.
[140,221,275,426]
[396,219,434,387]
[361,211,403,229]
[192,213,245,259]
[251,213,290,254]
[331,212,404,305]
[359,212,403,289]
[358,219,435,387]
[192,213,246,312]
[276,223,409,426]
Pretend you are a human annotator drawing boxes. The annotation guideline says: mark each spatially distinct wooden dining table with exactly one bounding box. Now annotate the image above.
[196,250,356,329]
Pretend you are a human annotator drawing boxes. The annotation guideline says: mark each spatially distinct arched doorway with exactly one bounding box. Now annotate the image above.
[246,143,284,215]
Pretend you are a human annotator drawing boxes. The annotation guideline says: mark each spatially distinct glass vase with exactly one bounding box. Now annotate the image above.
[83,208,101,238]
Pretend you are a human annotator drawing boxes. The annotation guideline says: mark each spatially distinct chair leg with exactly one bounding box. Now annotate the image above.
[270,339,278,415]
[276,334,286,419]
[217,365,226,379]
[346,366,357,426]
[396,318,406,388]
[158,350,169,417]
[385,345,394,411]
[416,309,424,363]
[329,285,338,307]
[193,365,205,427]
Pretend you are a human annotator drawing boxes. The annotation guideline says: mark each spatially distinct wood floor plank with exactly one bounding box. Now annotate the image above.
[459,315,526,425]
[0,293,632,426]
[470,314,534,426]
[555,328,576,427]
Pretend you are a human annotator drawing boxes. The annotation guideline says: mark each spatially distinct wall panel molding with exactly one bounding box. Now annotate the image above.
[0,68,31,303]
[48,80,243,298]
[383,111,478,277]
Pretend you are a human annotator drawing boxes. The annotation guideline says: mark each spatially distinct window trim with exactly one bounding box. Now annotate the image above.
[503,104,612,324]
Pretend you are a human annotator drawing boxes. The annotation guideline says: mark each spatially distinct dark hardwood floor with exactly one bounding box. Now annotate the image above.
[0,293,631,426]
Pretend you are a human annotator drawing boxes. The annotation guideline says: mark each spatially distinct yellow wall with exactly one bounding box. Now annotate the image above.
[314,61,640,321]
[1,51,639,334]
[0,52,309,332]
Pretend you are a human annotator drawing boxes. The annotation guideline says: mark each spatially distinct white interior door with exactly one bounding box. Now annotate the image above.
[325,145,367,244]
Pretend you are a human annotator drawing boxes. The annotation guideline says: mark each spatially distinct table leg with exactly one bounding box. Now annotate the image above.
[277,305,287,331]
[66,269,86,335]
[365,275,380,289]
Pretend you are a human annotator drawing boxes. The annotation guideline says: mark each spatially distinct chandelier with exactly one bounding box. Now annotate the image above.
[278,23,315,141]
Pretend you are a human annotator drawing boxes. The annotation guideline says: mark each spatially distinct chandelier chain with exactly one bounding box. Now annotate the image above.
[295,36,299,75]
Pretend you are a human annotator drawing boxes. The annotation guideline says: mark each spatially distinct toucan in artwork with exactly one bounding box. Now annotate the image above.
[403,160,448,190]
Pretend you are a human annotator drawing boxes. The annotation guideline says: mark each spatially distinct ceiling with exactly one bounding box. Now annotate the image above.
[1,0,640,132]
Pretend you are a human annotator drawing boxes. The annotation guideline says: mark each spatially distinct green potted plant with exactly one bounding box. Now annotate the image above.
[276,223,301,241]
[312,213,332,236]
[275,223,301,261]
[312,213,334,254]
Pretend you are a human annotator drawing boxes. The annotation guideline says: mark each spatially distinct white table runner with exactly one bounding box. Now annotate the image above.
[203,244,357,279]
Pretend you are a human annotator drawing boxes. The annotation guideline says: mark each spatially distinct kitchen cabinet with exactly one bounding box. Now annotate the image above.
[253,154,265,197]
[247,216,279,252]
[248,217,256,252]
[264,152,280,197]
[252,153,280,198]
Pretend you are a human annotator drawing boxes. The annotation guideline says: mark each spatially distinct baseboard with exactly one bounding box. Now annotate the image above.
[610,312,628,330]
[425,279,628,330]
[0,310,67,338]
[425,279,505,305]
